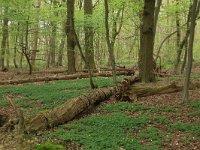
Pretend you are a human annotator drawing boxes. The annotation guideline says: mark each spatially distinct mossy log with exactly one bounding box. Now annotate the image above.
[0,71,134,85]
[26,74,139,132]
[132,82,200,97]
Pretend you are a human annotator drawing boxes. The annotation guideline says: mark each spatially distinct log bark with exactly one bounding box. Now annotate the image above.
[0,71,134,85]
[132,82,200,97]
[21,66,133,75]
[26,73,139,132]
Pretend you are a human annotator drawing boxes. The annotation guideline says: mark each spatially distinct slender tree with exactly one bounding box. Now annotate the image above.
[183,0,200,103]
[66,0,76,74]
[31,0,41,68]
[1,6,9,70]
[104,0,124,85]
[84,0,96,69]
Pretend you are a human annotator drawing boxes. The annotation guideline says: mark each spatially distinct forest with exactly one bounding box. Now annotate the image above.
[0,0,200,149]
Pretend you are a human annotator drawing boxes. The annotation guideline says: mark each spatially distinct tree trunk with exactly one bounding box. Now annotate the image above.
[31,0,41,68]
[131,82,200,98]
[183,0,199,103]
[66,0,76,74]
[57,22,66,67]
[1,7,8,70]
[104,0,117,85]
[139,0,156,82]
[84,0,96,69]
[24,19,32,75]
[0,71,134,85]
[174,1,181,74]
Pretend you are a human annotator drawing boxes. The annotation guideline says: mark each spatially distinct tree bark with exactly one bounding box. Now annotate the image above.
[1,7,9,70]
[139,0,156,82]
[0,71,134,85]
[84,0,96,69]
[131,82,200,98]
[174,1,181,74]
[104,0,124,85]
[66,0,76,74]
[31,0,41,68]
[183,0,200,103]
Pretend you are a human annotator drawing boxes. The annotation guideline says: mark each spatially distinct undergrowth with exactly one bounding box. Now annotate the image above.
[0,77,122,114]
[47,113,167,150]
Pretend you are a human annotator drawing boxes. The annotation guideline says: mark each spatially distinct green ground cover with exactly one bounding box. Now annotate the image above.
[0,77,122,115]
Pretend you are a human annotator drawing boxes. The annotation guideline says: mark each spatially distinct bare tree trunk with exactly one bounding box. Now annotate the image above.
[104,0,124,85]
[31,0,41,69]
[139,0,156,82]
[84,0,96,69]
[23,19,32,75]
[183,0,199,103]
[1,7,8,70]
[57,21,66,67]
[174,1,181,74]
[6,33,10,68]
[153,0,162,38]
[66,0,76,74]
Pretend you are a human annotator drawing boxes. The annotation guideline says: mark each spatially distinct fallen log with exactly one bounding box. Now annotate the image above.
[26,74,139,132]
[131,82,200,97]
[0,71,134,85]
[21,66,133,75]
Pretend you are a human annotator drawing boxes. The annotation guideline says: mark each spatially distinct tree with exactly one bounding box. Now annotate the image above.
[84,0,96,69]
[139,0,156,82]
[30,0,41,69]
[183,0,200,103]
[0,6,8,71]
[104,0,124,85]
[66,0,76,74]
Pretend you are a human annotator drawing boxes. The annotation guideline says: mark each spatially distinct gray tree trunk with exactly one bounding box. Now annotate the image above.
[183,0,199,103]
[66,0,76,74]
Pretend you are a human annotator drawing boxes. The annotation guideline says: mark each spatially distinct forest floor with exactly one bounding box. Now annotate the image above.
[0,67,200,150]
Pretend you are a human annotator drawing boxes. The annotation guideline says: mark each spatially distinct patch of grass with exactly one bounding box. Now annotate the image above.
[99,102,145,113]
[170,122,200,137]
[137,127,165,149]
[147,106,175,113]
[35,142,65,150]
[191,100,200,108]
[0,77,123,114]
[189,100,200,115]
[47,113,158,150]
[152,116,169,124]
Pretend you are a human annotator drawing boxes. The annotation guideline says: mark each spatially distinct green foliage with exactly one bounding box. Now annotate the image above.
[151,115,169,125]
[138,127,165,149]
[99,102,145,112]
[35,142,65,150]
[147,106,175,113]
[0,77,122,114]
[48,113,154,150]
[191,100,200,108]
[170,122,200,137]
[189,100,200,115]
